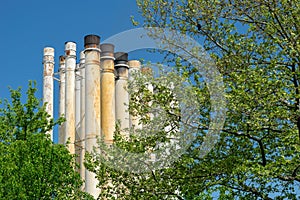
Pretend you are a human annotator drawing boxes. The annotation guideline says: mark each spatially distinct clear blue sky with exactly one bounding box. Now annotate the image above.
[0,0,144,142]
[0,0,142,100]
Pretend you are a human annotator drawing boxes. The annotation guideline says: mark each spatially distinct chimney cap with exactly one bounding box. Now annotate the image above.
[64,41,77,51]
[114,52,128,62]
[64,41,76,45]
[84,35,100,46]
[128,60,141,69]
[100,43,115,53]
[43,47,54,56]
[101,44,115,58]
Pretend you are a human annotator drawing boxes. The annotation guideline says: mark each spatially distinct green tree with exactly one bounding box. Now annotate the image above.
[0,81,93,199]
[89,0,300,199]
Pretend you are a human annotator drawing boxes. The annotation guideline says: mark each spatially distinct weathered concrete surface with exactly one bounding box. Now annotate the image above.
[43,47,54,141]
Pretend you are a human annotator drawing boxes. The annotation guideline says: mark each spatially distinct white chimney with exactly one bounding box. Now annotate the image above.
[84,35,101,198]
[43,47,55,140]
[64,41,77,154]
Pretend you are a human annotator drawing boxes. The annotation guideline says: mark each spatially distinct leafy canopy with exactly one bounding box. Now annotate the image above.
[88,0,300,199]
[0,81,93,199]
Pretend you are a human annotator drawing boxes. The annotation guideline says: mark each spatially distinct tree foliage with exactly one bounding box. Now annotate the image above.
[0,82,92,199]
[90,0,300,199]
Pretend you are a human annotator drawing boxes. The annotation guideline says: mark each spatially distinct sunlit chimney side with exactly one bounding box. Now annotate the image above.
[100,43,116,145]
[84,34,101,198]
[43,47,55,140]
[64,41,77,154]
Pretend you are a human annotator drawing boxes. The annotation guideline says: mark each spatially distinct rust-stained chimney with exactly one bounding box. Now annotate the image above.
[43,34,153,196]
[75,62,81,180]
[79,51,86,189]
[58,55,66,144]
[65,41,77,154]
[115,52,130,136]
[100,44,115,145]
[75,63,81,134]
[84,34,101,198]
[128,60,143,130]
[43,47,55,140]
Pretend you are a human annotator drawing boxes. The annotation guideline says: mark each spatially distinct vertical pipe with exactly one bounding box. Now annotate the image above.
[75,64,81,132]
[58,56,66,144]
[100,44,115,145]
[75,63,81,174]
[79,51,86,189]
[65,41,77,154]
[128,60,142,130]
[115,52,130,136]
[84,35,101,198]
[43,47,54,141]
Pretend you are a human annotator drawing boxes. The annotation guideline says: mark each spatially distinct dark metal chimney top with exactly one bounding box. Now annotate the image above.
[84,35,100,49]
[100,43,115,57]
[114,52,128,66]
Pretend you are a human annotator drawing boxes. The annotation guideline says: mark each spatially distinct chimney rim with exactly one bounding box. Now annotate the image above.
[43,47,55,56]
[100,43,115,53]
[64,41,77,45]
[84,34,100,46]
[114,52,128,62]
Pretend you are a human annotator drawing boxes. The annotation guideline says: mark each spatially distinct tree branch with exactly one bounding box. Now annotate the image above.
[222,129,267,166]
[220,182,272,200]
[291,64,300,140]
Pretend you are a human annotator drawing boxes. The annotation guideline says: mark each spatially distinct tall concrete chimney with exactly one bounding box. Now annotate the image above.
[128,60,142,130]
[75,63,81,179]
[58,56,66,144]
[84,34,101,198]
[65,42,77,154]
[43,47,54,140]
[75,63,81,133]
[115,52,130,136]
[79,51,86,189]
[100,44,115,145]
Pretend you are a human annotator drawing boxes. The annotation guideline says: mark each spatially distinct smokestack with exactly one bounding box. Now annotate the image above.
[128,60,142,130]
[84,34,101,197]
[75,63,81,179]
[115,52,130,136]
[65,41,77,154]
[79,51,86,189]
[75,64,81,133]
[43,47,54,140]
[58,56,66,144]
[100,44,115,145]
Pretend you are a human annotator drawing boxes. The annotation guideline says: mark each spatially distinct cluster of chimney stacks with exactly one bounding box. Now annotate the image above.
[42,34,143,197]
